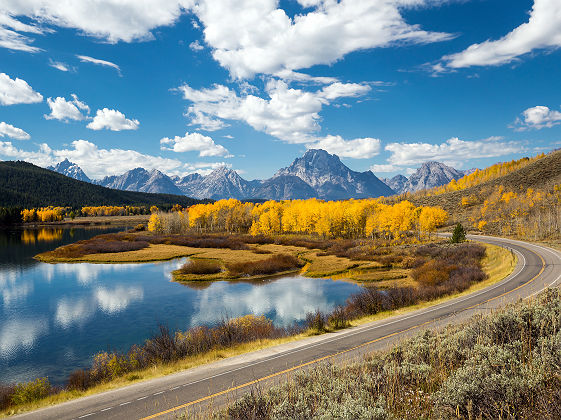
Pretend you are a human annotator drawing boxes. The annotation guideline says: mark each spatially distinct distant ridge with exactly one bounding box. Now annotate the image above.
[0,161,203,208]
[82,149,395,200]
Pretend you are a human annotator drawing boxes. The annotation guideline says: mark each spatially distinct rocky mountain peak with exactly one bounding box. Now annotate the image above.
[48,159,91,183]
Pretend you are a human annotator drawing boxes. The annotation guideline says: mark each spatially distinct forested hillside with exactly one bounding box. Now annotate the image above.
[407,149,561,239]
[0,161,203,208]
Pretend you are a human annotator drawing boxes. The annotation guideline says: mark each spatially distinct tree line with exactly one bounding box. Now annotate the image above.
[148,198,448,240]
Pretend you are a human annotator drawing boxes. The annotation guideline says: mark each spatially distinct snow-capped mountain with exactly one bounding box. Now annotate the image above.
[403,161,466,193]
[176,166,253,200]
[96,168,183,195]
[274,149,394,199]
[47,159,91,183]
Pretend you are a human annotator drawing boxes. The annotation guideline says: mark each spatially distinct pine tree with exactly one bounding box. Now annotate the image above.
[451,223,466,243]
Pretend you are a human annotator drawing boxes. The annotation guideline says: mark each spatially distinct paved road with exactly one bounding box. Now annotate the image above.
[15,235,561,420]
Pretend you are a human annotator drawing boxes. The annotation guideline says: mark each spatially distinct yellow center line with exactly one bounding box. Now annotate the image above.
[140,243,547,420]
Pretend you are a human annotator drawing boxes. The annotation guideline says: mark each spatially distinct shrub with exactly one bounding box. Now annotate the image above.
[306,310,328,333]
[226,254,303,277]
[67,369,91,391]
[328,306,350,330]
[10,378,51,406]
[178,259,222,275]
[0,384,15,410]
[412,260,453,286]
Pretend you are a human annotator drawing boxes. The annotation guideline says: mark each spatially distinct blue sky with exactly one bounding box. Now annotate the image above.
[0,0,560,180]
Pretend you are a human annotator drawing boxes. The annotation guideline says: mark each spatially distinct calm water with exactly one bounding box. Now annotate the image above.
[0,227,364,385]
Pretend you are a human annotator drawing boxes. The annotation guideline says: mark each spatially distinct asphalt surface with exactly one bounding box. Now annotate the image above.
[15,235,561,420]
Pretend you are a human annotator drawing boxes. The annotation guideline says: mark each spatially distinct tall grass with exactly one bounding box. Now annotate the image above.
[224,289,561,420]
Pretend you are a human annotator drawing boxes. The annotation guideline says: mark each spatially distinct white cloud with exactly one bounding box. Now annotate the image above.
[0,138,230,179]
[189,40,204,51]
[44,94,90,121]
[0,11,44,52]
[87,108,139,131]
[382,137,523,168]
[2,1,452,80]
[307,135,381,159]
[369,163,401,173]
[194,0,455,79]
[49,59,71,72]
[179,79,371,143]
[442,0,561,69]
[1,1,192,46]
[76,55,120,73]
[160,131,231,157]
[0,122,30,140]
[0,72,43,105]
[95,286,143,314]
[513,105,561,130]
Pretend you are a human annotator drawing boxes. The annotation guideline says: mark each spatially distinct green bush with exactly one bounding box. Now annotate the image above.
[10,378,51,406]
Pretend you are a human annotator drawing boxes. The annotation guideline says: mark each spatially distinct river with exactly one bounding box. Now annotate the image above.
[0,226,364,385]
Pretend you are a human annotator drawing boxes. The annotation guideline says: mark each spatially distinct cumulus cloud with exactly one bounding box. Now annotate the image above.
[2,1,452,80]
[381,137,523,168]
[193,0,454,79]
[160,131,231,157]
[0,138,230,179]
[307,135,381,159]
[76,55,120,73]
[44,94,90,121]
[512,105,561,130]
[441,0,561,69]
[87,108,139,131]
[179,79,371,143]
[0,122,30,140]
[0,72,43,105]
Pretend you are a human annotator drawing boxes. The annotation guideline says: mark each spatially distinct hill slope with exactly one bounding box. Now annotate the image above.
[0,161,203,208]
[409,150,561,235]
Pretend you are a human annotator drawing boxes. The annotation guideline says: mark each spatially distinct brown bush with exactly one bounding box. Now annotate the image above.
[178,259,222,275]
[226,254,303,277]
[67,369,91,391]
[0,384,15,410]
[412,260,454,286]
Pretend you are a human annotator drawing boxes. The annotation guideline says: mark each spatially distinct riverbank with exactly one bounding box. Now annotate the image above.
[1,241,516,417]
[23,214,149,228]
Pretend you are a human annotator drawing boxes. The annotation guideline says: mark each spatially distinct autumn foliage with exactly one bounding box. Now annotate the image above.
[174,198,448,240]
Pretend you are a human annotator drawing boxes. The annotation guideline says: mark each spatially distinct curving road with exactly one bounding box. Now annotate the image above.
[15,235,561,420]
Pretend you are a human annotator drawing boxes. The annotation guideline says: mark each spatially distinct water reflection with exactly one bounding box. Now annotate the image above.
[0,318,48,359]
[0,227,364,385]
[94,286,144,314]
[190,276,335,327]
[21,228,63,244]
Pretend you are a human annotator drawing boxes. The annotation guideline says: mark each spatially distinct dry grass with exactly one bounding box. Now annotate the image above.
[226,254,303,277]
[178,259,222,275]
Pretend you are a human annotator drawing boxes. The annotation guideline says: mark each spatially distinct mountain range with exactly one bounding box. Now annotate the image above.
[383,162,471,194]
[47,150,469,200]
